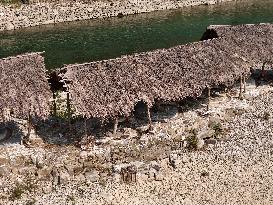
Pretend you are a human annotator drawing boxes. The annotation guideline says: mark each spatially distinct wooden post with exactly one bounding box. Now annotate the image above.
[84,117,87,137]
[207,87,211,111]
[113,117,118,135]
[239,75,243,99]
[147,105,152,129]
[243,75,246,93]
[53,92,57,116]
[23,110,31,145]
[67,92,71,129]
[1,110,6,126]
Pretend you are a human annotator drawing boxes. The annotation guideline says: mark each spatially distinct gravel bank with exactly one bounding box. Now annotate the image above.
[0,0,235,31]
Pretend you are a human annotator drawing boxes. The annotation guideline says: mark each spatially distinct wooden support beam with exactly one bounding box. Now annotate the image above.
[66,92,71,129]
[53,92,57,116]
[84,117,87,137]
[243,75,246,93]
[207,87,211,111]
[239,75,243,99]
[23,110,31,145]
[113,117,118,135]
[147,105,152,129]
[1,110,6,126]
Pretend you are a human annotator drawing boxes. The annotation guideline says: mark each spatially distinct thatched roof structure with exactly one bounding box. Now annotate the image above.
[62,37,252,119]
[0,53,52,122]
[62,23,273,120]
[202,23,273,66]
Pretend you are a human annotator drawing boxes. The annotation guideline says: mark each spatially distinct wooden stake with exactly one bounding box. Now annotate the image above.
[243,75,246,93]
[207,87,211,111]
[113,117,118,135]
[53,92,57,116]
[239,75,243,99]
[147,105,152,128]
[84,117,87,137]
[67,92,71,129]
[1,110,6,126]
[24,110,31,144]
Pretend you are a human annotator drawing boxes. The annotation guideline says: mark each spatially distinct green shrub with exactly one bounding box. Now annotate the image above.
[186,128,198,150]
[211,122,223,138]
[9,176,38,201]
[10,183,24,200]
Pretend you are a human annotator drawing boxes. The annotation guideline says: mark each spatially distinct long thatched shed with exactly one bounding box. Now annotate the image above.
[0,53,52,122]
[61,38,252,120]
[62,23,273,122]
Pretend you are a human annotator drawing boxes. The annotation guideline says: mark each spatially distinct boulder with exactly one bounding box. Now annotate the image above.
[205,138,217,145]
[85,170,99,183]
[155,172,164,181]
[0,166,10,177]
[59,170,71,184]
[198,129,215,139]
[31,153,45,169]
[208,116,222,128]
[196,137,205,149]
[37,166,52,180]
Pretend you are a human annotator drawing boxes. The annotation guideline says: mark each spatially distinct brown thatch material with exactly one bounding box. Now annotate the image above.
[62,35,254,119]
[0,53,52,121]
[202,23,273,66]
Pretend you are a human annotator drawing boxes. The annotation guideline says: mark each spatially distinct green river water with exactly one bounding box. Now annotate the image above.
[0,0,273,70]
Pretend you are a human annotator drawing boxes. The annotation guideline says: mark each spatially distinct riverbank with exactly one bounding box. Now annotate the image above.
[0,79,273,204]
[0,0,237,31]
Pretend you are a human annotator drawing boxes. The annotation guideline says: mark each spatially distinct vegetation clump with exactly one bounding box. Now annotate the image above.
[186,129,198,150]
[211,122,224,139]
[9,176,38,201]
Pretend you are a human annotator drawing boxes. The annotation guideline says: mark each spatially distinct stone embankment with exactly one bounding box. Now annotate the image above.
[0,0,235,31]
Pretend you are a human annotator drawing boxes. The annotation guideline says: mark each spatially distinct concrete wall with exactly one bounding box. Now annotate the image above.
[0,0,235,31]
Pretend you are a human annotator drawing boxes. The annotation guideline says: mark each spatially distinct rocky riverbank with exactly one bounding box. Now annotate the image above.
[0,0,236,31]
[0,79,273,204]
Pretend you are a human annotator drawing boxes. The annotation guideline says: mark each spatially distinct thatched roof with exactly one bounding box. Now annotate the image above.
[62,36,253,119]
[62,23,273,120]
[0,53,52,121]
[202,23,273,66]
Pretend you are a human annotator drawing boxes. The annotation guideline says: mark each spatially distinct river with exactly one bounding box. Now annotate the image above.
[0,0,273,70]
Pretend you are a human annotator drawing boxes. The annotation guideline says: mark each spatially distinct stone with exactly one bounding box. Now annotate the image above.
[0,166,9,177]
[31,153,45,169]
[205,138,217,145]
[5,22,14,30]
[85,170,99,183]
[198,129,215,139]
[75,174,86,182]
[59,170,71,184]
[37,166,52,180]
[155,172,164,181]
[0,156,9,165]
[208,116,222,128]
[42,183,53,194]
[150,161,161,172]
[196,138,205,149]
[122,128,138,138]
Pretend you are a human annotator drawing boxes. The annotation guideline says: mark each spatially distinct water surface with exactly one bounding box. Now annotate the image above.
[0,0,273,70]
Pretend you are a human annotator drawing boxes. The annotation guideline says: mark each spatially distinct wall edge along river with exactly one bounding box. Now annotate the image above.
[0,0,236,31]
